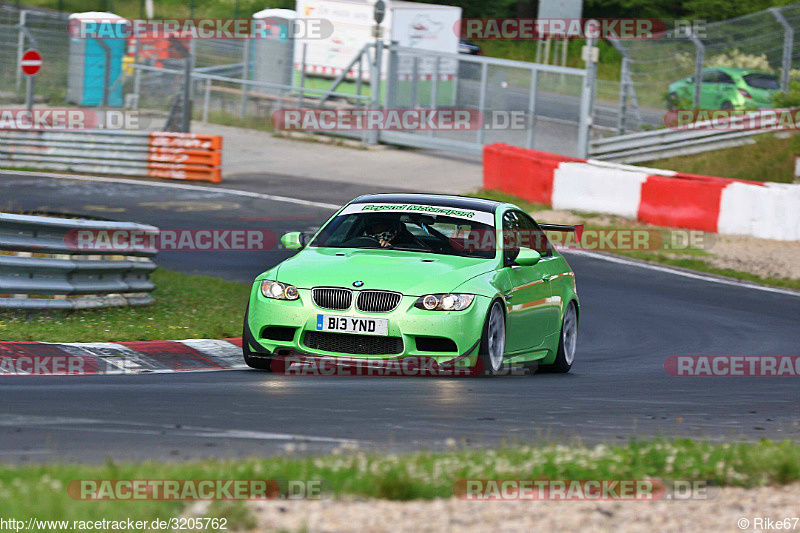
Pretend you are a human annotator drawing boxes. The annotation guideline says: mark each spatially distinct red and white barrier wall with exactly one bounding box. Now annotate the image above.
[484,144,800,241]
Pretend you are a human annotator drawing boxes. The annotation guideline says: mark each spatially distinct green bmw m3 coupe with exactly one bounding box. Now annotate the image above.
[243,194,579,376]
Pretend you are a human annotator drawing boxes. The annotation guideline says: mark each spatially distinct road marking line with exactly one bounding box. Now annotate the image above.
[0,170,341,210]
[0,415,359,444]
[0,450,51,455]
[565,249,800,297]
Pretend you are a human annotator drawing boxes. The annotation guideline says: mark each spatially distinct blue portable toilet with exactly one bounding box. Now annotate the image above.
[67,12,128,107]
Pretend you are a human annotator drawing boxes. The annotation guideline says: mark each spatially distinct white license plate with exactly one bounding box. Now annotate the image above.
[316,314,388,336]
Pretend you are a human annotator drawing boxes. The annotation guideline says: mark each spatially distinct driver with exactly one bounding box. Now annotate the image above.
[365,216,415,248]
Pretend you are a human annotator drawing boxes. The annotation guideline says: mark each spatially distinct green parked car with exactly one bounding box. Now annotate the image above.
[243,194,580,376]
[667,67,779,110]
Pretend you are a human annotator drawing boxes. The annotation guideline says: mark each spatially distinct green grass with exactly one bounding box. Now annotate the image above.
[645,133,799,184]
[478,39,622,83]
[0,439,798,529]
[0,269,251,342]
[194,109,276,133]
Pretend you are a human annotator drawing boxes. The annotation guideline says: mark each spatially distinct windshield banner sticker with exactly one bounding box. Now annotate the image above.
[340,203,495,226]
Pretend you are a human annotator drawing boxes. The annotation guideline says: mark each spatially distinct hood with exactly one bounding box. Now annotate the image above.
[273,247,496,296]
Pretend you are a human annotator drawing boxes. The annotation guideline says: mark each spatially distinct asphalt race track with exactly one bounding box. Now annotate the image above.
[1,173,798,463]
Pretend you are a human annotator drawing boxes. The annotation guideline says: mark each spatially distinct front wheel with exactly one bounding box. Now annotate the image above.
[477,300,506,376]
[538,301,578,374]
[666,92,679,110]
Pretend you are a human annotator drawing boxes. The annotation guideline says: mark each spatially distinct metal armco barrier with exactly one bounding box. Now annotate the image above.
[0,130,222,183]
[588,112,793,164]
[0,212,158,310]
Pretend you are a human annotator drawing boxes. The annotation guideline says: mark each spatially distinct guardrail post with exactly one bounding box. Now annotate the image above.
[385,41,399,109]
[526,68,537,149]
[577,37,598,159]
[476,62,488,146]
[299,43,307,110]
[356,55,363,96]
[688,32,705,108]
[202,77,211,124]
[429,56,439,137]
[131,65,141,110]
[25,73,34,112]
[410,56,419,109]
[241,39,250,119]
[182,52,192,132]
[169,39,193,133]
[368,39,384,145]
[618,55,631,134]
[770,8,794,93]
[15,10,26,94]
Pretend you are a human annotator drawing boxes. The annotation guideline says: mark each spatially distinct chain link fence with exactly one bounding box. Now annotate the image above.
[614,3,800,134]
[0,6,69,102]
[5,2,800,151]
[382,45,590,156]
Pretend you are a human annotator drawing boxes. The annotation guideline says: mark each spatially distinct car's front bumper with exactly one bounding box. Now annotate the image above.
[245,285,489,366]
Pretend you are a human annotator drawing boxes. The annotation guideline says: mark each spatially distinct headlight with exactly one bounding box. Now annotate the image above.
[261,280,299,300]
[414,293,475,311]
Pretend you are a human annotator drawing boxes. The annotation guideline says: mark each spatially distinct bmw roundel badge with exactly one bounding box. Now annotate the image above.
[353,281,364,287]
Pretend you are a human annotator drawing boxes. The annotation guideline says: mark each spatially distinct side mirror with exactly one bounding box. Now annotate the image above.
[281,232,303,251]
[515,248,541,266]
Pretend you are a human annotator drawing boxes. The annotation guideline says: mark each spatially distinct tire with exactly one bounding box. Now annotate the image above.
[477,300,506,377]
[538,301,578,374]
[721,101,733,110]
[243,307,273,372]
[667,92,679,110]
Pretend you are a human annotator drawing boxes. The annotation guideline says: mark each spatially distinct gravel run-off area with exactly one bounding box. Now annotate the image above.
[247,483,800,532]
[534,209,800,281]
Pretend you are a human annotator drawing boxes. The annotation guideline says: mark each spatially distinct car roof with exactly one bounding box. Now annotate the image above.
[706,66,774,76]
[350,193,503,213]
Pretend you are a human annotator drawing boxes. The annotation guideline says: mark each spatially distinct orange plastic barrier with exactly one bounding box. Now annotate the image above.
[147,132,222,183]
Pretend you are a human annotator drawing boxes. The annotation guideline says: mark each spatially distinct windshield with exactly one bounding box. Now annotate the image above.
[309,205,497,259]
[743,73,779,90]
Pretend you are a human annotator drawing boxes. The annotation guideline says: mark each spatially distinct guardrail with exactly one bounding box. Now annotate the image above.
[0,212,159,310]
[0,130,222,183]
[589,112,789,164]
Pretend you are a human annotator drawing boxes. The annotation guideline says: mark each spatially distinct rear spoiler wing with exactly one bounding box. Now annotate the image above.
[539,224,584,241]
